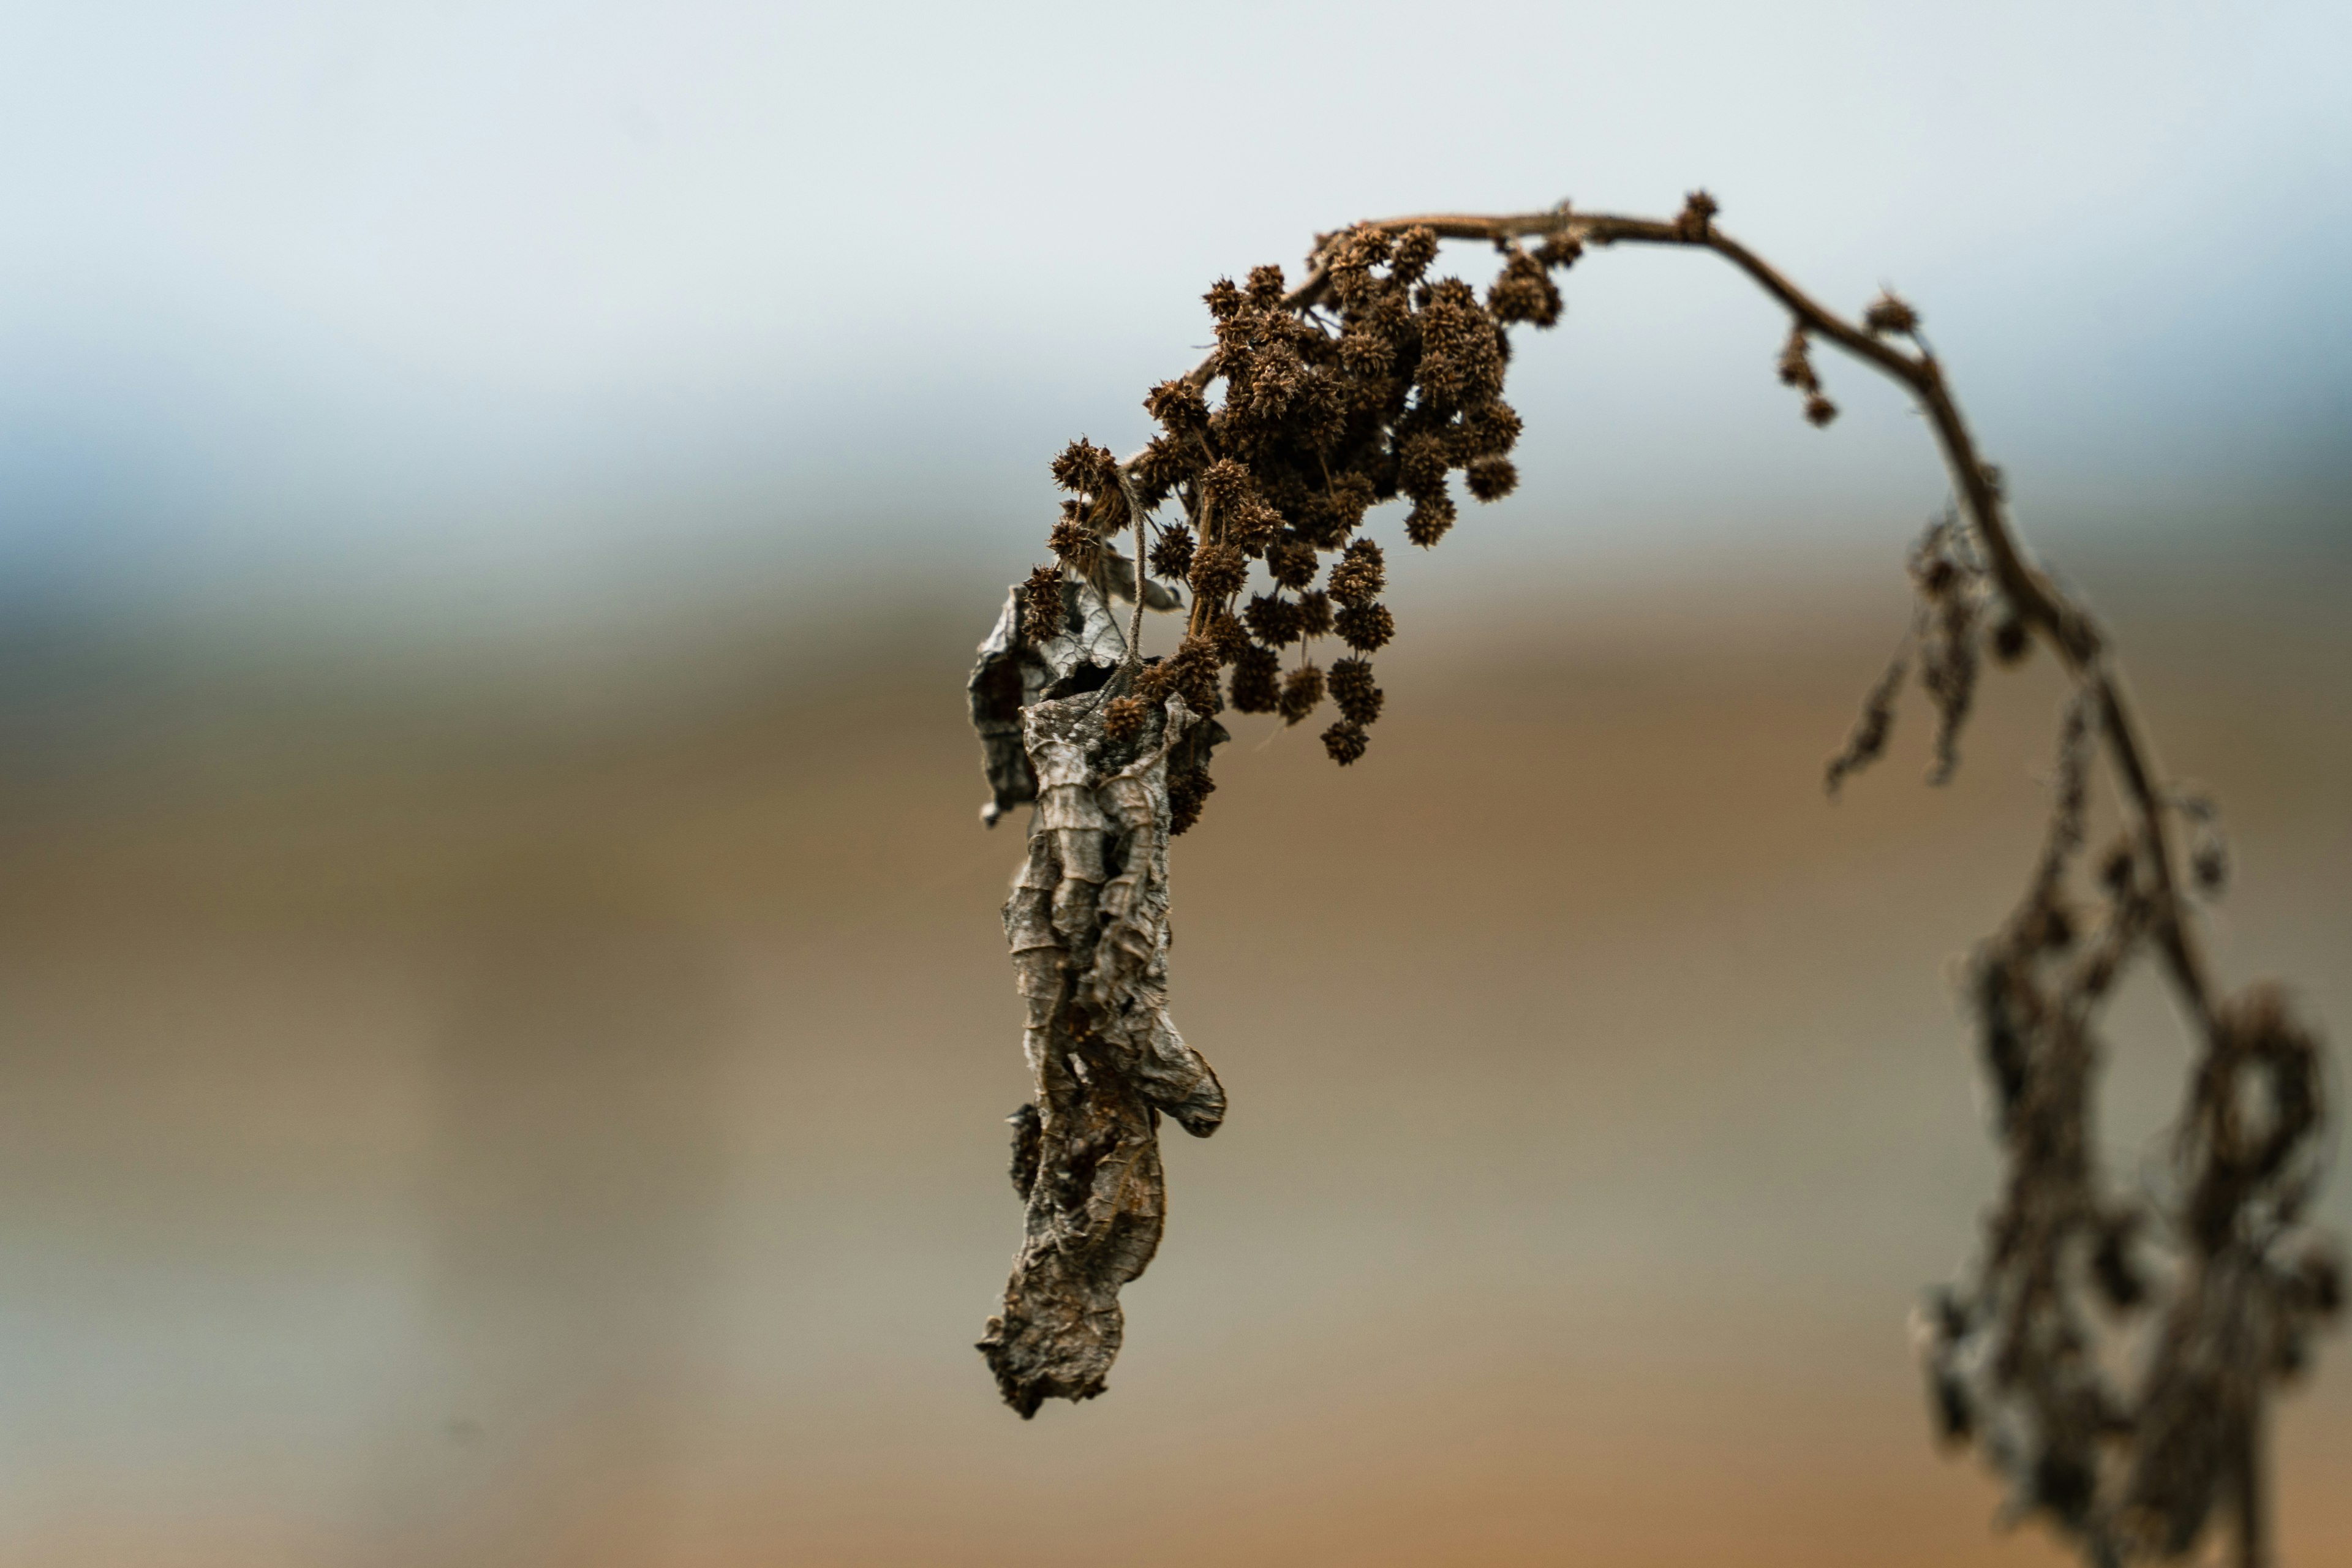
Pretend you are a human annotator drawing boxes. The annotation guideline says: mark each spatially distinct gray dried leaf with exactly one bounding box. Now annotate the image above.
[979,685,1224,1415]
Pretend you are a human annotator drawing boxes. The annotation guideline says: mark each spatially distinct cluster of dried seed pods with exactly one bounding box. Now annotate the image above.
[967,196,2336,1567]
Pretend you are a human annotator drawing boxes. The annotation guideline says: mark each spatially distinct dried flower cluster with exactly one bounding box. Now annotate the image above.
[1003,214,1582,823]
[964,194,2335,1566]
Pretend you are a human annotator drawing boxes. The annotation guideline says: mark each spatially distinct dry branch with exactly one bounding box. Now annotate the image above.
[965,194,2339,1566]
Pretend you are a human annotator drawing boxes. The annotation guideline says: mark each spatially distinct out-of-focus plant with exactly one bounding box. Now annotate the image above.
[963,194,2338,1566]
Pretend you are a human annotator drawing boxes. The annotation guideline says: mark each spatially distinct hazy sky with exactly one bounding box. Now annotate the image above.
[2,1,2346,628]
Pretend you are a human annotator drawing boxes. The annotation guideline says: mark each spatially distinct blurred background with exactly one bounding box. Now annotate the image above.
[1,2,2347,1564]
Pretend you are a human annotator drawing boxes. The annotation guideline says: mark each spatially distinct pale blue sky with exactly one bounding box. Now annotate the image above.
[1,0,2345,631]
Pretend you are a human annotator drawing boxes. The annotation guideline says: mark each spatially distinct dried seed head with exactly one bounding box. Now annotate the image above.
[1266,533,1319,590]
[1021,565,1066,643]
[1246,263,1287,306]
[1227,495,1283,552]
[1398,432,1449,499]
[1295,588,1334,639]
[1676,189,1719,239]
[1228,644,1281,712]
[1464,454,1518,502]
[1277,664,1325,725]
[1102,695,1150,744]
[1335,601,1395,652]
[1049,514,1104,571]
[1804,393,1839,428]
[1345,223,1393,267]
[1130,434,1187,510]
[1145,377,1210,433]
[1188,541,1248,603]
[1462,399,1523,456]
[1329,657,1384,725]
[1321,720,1370,765]
[1864,292,1921,337]
[1165,635,1225,713]
[1330,471,1376,527]
[1244,592,1305,647]
[1534,231,1583,269]
[1051,437,1120,496]
[1167,765,1215,835]
[1200,458,1252,506]
[1405,494,1456,547]
[1204,278,1243,320]
[1777,326,1819,391]
[1487,252,1563,327]
[1328,540,1386,607]
[1204,607,1251,663]
[1390,225,1439,281]
[1148,522,1196,584]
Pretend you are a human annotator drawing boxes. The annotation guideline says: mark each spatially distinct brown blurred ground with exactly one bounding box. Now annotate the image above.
[1,539,2346,1567]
